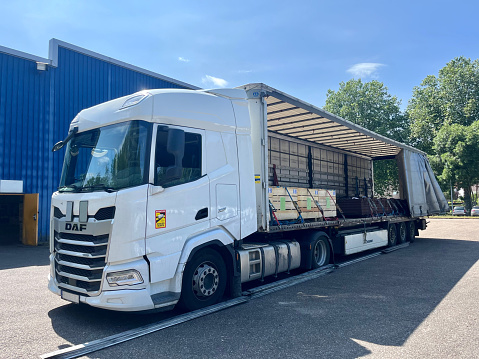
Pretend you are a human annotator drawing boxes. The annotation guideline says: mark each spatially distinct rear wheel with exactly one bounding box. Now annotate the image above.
[177,248,227,311]
[406,221,416,242]
[311,233,331,268]
[388,223,397,247]
[397,222,407,244]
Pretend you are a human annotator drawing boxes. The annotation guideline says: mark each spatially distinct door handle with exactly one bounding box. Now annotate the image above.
[195,208,208,220]
[33,214,37,221]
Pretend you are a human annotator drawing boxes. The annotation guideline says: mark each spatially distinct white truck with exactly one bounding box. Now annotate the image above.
[48,83,448,312]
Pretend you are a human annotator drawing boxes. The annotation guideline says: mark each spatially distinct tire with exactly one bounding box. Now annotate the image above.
[406,221,416,242]
[397,222,407,244]
[388,223,397,247]
[177,248,227,311]
[311,233,331,269]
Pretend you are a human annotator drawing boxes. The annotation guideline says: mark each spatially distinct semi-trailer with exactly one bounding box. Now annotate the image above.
[48,83,448,311]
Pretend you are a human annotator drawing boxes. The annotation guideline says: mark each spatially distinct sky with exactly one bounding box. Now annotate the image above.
[1,0,479,110]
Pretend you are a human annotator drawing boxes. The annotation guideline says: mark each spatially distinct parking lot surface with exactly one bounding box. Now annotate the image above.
[0,219,478,358]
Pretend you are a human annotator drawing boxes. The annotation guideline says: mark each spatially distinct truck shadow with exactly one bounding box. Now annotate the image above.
[0,244,50,270]
[47,303,183,348]
[46,237,479,358]
[235,236,479,358]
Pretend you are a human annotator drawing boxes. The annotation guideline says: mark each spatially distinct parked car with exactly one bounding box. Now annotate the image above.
[471,206,479,216]
[452,206,466,215]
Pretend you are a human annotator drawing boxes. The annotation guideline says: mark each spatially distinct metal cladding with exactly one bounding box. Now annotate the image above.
[0,39,197,241]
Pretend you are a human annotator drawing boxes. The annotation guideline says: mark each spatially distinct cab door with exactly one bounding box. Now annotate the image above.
[145,125,210,283]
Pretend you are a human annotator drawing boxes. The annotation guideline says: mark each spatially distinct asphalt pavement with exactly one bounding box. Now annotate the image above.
[0,219,478,359]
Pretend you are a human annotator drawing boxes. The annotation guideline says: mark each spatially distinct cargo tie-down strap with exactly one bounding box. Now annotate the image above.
[284,186,304,224]
[325,189,346,220]
[268,200,282,228]
[306,188,325,220]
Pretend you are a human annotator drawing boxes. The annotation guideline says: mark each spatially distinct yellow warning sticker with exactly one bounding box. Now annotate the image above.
[155,210,166,229]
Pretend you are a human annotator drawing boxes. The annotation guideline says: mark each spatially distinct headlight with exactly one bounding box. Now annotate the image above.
[106,270,144,287]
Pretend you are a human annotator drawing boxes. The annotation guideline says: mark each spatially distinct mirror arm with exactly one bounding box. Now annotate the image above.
[52,127,78,152]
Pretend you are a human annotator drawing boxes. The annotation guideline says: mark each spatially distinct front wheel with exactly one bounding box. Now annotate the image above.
[177,248,227,311]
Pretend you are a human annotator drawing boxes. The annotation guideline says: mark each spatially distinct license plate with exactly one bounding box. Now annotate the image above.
[61,290,80,304]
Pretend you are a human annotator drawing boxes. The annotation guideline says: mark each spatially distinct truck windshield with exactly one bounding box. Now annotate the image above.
[59,121,151,192]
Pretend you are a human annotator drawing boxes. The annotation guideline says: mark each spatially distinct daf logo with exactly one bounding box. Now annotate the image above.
[65,223,87,231]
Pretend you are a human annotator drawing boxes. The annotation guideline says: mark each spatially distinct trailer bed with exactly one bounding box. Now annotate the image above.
[267,215,413,233]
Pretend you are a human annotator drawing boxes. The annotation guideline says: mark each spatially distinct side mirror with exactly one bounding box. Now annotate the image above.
[159,129,185,185]
[52,127,78,152]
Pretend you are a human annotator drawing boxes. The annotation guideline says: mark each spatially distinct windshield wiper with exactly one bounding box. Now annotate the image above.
[79,184,117,193]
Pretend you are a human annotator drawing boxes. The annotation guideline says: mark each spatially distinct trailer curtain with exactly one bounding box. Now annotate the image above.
[398,150,449,216]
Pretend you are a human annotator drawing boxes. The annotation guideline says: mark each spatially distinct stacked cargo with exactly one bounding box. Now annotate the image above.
[268,187,337,222]
[336,197,410,218]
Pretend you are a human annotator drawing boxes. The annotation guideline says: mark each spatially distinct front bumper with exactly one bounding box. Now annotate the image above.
[48,275,180,311]
[48,274,157,311]
[48,254,181,312]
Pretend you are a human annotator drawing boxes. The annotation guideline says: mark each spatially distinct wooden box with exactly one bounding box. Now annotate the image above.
[268,187,300,220]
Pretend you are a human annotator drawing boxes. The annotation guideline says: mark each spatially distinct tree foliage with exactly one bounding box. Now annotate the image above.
[408,57,479,153]
[408,56,479,210]
[432,121,479,211]
[324,79,407,196]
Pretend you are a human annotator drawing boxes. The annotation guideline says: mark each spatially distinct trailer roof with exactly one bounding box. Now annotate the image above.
[240,83,425,160]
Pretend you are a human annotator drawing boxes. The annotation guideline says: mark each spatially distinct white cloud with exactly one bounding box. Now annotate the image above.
[202,75,228,88]
[347,63,385,78]
[178,57,190,62]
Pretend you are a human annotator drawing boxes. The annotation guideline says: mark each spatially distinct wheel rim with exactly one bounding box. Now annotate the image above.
[192,262,219,299]
[314,240,327,266]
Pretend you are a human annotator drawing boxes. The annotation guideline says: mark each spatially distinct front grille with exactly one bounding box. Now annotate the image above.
[59,232,109,244]
[57,264,103,280]
[56,241,107,255]
[57,253,105,268]
[56,274,102,292]
[53,214,111,296]
[53,206,115,221]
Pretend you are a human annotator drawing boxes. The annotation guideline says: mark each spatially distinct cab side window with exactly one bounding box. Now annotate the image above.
[155,128,202,187]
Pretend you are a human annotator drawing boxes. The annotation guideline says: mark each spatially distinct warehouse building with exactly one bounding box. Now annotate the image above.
[0,39,198,245]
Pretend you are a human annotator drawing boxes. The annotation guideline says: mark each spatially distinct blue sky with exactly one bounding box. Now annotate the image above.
[1,0,479,110]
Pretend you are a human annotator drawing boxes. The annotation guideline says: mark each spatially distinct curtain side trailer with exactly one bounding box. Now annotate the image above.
[48,84,448,311]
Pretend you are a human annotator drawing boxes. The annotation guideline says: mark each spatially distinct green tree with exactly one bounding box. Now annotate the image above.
[408,56,479,153]
[324,79,407,196]
[432,121,479,212]
[408,56,479,211]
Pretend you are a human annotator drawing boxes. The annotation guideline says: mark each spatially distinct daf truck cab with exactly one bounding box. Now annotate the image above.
[49,88,257,311]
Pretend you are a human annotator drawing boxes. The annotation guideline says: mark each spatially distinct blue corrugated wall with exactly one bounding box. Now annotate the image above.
[0,44,191,241]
